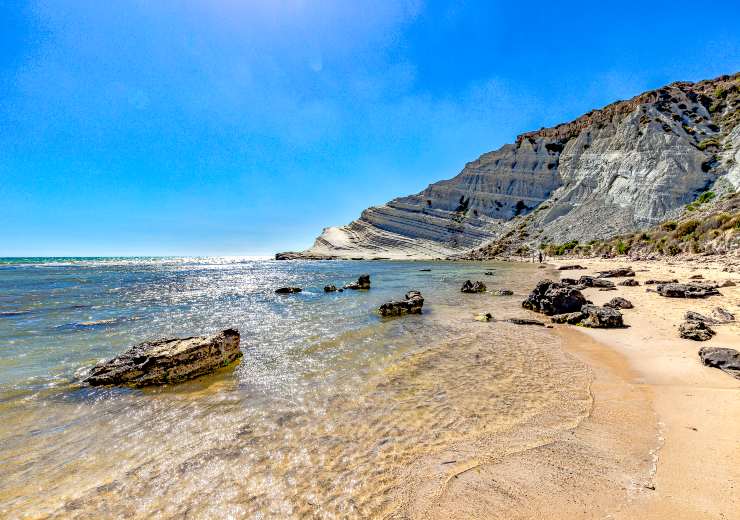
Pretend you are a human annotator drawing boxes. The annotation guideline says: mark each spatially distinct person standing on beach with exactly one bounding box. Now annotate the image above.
[538,251,543,263]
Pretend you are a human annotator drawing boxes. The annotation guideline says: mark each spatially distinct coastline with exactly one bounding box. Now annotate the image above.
[548,257,740,518]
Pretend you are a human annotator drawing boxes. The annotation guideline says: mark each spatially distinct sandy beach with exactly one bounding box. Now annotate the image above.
[547,257,740,519]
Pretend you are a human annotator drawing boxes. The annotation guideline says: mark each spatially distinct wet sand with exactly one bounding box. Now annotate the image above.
[548,257,740,519]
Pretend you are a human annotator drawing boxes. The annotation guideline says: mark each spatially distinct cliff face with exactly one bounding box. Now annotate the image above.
[286,73,739,260]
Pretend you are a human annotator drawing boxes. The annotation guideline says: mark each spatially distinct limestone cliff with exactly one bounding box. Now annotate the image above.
[279,73,739,260]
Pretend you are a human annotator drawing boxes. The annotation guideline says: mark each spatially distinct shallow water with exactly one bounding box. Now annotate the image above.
[0,258,592,518]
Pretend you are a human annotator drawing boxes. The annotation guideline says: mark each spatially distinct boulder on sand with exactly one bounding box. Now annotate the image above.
[604,297,634,309]
[580,305,624,328]
[557,265,586,271]
[710,307,735,323]
[597,267,635,278]
[551,312,586,325]
[619,279,640,286]
[679,320,715,341]
[698,347,740,379]
[522,280,588,316]
[275,287,302,294]
[656,283,721,298]
[577,275,616,289]
[378,291,424,317]
[83,329,242,387]
[345,274,371,290]
[506,318,546,326]
[461,280,487,293]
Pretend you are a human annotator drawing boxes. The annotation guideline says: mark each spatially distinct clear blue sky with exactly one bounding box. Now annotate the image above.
[2,1,739,256]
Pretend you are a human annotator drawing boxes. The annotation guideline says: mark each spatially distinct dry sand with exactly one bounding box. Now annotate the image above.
[548,257,740,519]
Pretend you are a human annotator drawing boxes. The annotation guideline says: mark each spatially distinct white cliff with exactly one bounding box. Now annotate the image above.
[281,73,739,260]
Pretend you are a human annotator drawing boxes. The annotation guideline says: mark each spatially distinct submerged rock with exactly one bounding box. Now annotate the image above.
[275,287,302,294]
[83,329,242,387]
[378,291,424,317]
[679,320,715,341]
[345,274,371,290]
[491,289,514,296]
[484,271,494,275]
[580,305,624,328]
[324,285,337,292]
[522,280,588,316]
[597,267,635,278]
[604,297,634,309]
[619,279,640,286]
[698,347,740,379]
[461,280,487,293]
[656,283,721,298]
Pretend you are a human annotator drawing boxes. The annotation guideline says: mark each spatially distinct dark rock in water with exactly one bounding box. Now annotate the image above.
[345,274,371,290]
[580,305,624,328]
[507,318,545,326]
[604,297,634,309]
[275,287,302,294]
[698,347,740,379]
[558,265,586,271]
[679,320,715,341]
[378,291,424,317]
[474,312,493,322]
[275,251,335,261]
[491,289,514,296]
[461,280,486,293]
[484,271,494,275]
[619,279,640,286]
[578,275,616,288]
[83,329,242,387]
[720,280,736,287]
[551,312,585,324]
[324,285,337,292]
[656,283,721,298]
[419,269,432,272]
[597,267,635,278]
[522,280,588,316]
[710,307,735,323]
[645,279,678,285]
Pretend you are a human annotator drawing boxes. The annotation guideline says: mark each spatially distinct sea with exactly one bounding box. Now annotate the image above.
[0,257,594,518]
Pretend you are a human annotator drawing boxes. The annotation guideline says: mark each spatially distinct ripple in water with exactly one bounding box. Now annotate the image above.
[0,258,592,518]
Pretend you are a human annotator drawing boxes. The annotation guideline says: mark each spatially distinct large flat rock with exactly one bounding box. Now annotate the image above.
[84,328,242,387]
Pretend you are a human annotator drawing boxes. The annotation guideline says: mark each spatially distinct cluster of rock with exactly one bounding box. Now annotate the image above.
[82,329,243,387]
[522,280,626,328]
[378,291,425,317]
[276,275,371,295]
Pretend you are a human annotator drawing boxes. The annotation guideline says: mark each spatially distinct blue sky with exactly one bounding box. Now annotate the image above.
[2,1,739,256]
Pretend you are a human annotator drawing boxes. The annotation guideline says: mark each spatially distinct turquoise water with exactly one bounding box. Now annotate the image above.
[0,257,592,518]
